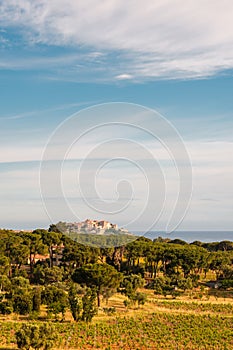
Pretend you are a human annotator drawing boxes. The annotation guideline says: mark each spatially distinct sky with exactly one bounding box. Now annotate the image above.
[0,1,233,232]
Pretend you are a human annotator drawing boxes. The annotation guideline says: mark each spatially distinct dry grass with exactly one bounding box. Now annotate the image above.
[1,287,232,325]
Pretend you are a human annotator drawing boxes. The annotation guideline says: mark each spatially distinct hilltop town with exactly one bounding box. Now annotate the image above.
[55,219,129,235]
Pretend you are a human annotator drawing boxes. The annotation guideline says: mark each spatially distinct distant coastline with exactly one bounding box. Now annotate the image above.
[3,228,232,244]
[133,231,233,243]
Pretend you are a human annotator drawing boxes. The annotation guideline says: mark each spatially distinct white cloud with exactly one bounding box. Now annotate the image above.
[115,74,133,80]
[1,1,233,79]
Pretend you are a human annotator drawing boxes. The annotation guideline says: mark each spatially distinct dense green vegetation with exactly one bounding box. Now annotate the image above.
[68,232,136,248]
[0,227,232,349]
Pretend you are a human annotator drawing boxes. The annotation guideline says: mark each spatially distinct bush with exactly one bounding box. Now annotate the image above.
[0,300,13,315]
[103,307,116,315]
[13,293,33,315]
[177,277,193,291]
[219,279,233,289]
[148,277,174,297]
[16,323,57,350]
[135,292,147,306]
[123,299,131,308]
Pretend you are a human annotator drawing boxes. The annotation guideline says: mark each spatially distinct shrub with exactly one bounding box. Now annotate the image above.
[103,307,116,315]
[135,292,147,306]
[0,300,13,315]
[16,323,57,350]
[13,293,33,315]
[123,299,131,308]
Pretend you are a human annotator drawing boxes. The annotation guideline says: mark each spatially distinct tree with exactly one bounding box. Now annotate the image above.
[125,240,144,267]
[210,251,231,279]
[144,243,164,278]
[13,293,33,315]
[0,299,13,315]
[81,288,97,322]
[121,274,144,299]
[43,266,63,285]
[0,255,10,275]
[148,276,174,297]
[42,285,67,321]
[20,232,47,279]
[178,245,207,278]
[169,239,188,245]
[68,283,83,321]
[105,246,125,271]
[32,287,41,312]
[15,324,31,350]
[40,231,62,268]
[32,265,64,285]
[0,274,11,292]
[121,274,145,305]
[62,241,99,270]
[10,277,33,315]
[72,263,123,307]
[217,241,233,251]
[2,234,29,275]
[11,276,30,289]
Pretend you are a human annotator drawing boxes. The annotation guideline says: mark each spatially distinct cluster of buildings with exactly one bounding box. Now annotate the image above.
[64,219,118,234]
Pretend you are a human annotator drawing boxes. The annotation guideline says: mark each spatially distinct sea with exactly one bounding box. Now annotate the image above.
[132,231,232,243]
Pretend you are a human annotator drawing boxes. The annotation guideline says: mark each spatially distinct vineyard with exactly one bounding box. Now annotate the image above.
[0,306,232,349]
[149,299,233,315]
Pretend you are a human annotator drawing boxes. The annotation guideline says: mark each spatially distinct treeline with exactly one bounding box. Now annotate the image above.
[0,228,232,322]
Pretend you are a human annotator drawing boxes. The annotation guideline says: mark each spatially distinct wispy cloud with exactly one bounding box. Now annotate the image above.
[1,1,233,80]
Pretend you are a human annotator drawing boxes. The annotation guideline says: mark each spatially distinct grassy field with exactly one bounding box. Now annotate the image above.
[0,290,232,350]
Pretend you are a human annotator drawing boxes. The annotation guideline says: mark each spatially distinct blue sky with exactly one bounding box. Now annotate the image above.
[0,1,233,232]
